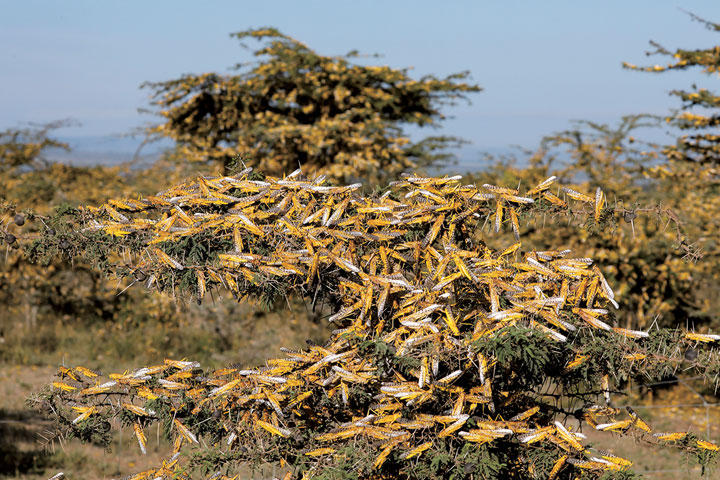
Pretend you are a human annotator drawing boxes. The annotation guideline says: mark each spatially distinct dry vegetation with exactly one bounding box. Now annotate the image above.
[1,17,720,480]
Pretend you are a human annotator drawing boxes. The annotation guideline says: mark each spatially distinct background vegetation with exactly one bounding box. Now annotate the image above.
[1,16,719,480]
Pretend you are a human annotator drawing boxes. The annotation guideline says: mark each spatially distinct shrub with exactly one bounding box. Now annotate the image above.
[27,169,720,480]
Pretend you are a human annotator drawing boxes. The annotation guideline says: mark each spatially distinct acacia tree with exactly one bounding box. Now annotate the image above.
[624,12,720,167]
[28,169,720,480]
[619,12,720,327]
[143,28,480,182]
[0,120,72,173]
[465,14,720,332]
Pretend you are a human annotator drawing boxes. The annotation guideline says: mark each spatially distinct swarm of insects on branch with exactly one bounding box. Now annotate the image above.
[27,169,720,480]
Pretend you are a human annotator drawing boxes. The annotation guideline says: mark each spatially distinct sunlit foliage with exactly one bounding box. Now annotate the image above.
[29,169,720,480]
[143,28,480,181]
[623,12,720,167]
[8,15,720,480]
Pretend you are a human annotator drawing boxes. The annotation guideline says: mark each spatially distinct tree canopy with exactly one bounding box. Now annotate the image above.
[143,28,480,182]
[623,12,720,168]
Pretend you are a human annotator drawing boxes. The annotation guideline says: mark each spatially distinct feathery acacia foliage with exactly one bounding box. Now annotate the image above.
[142,28,480,181]
[28,169,720,480]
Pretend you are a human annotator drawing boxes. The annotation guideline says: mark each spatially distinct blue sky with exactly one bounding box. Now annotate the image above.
[1,0,719,157]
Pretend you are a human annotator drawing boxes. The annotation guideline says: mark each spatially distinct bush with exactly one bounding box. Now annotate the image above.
[27,169,720,479]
